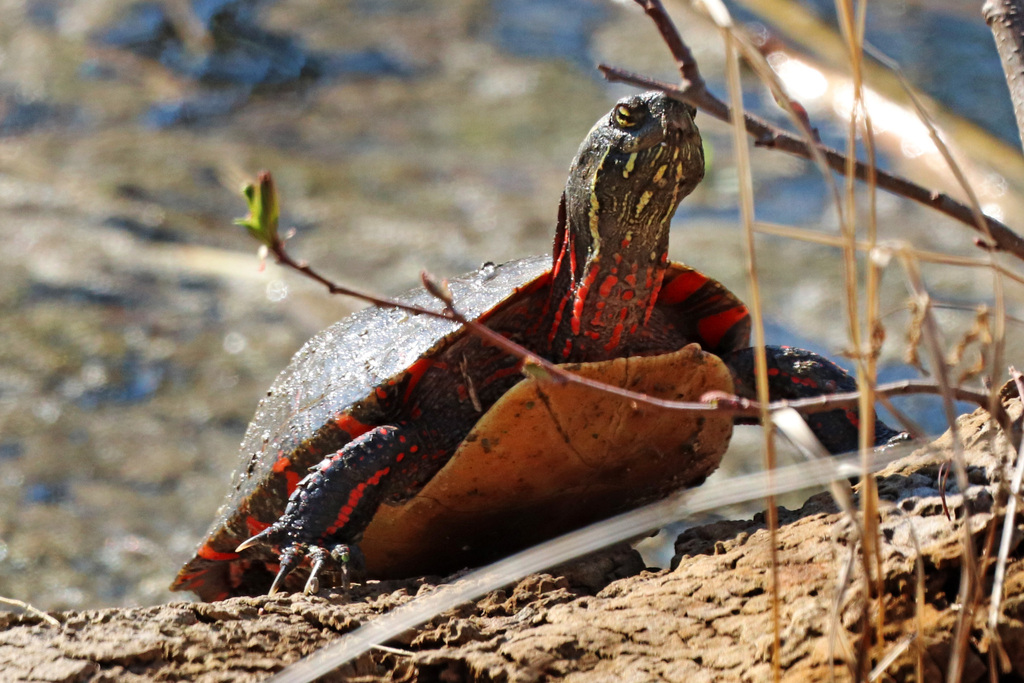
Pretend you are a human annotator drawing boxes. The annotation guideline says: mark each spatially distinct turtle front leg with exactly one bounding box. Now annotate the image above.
[722,346,908,454]
[237,422,441,595]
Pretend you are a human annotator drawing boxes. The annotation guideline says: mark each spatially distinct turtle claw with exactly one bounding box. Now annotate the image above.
[235,526,278,553]
[268,567,288,596]
[305,546,328,595]
[267,542,306,596]
[303,543,362,595]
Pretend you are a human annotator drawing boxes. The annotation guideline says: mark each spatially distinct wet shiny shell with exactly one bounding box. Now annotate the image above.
[225,255,552,511]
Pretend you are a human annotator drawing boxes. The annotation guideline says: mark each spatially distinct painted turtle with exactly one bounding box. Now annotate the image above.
[172,92,902,600]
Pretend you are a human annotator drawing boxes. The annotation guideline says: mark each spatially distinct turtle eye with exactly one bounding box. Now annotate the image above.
[613,104,645,129]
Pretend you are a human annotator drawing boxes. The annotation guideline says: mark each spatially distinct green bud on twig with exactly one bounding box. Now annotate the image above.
[234,171,280,248]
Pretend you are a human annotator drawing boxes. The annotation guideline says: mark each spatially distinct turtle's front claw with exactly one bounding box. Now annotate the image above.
[304,543,364,595]
[236,527,311,596]
[269,543,307,596]
[237,533,364,595]
[235,525,280,553]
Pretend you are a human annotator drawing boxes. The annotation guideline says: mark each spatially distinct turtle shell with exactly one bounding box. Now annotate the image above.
[171,255,749,600]
[360,340,734,577]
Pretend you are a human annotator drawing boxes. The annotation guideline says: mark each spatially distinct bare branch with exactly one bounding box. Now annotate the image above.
[984,0,1024,153]
[601,2,1024,262]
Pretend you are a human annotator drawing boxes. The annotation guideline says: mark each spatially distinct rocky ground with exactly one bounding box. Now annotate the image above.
[2,396,1022,682]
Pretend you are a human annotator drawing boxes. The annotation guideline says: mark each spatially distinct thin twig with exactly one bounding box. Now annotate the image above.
[260,215,1019,434]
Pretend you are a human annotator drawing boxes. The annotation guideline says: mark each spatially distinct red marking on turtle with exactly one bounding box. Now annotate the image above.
[696,306,750,350]
[603,308,630,352]
[598,275,618,298]
[548,290,572,346]
[334,414,374,439]
[246,516,271,537]
[552,229,569,283]
[483,364,524,386]
[270,457,302,495]
[643,268,666,325]
[401,357,434,402]
[605,324,625,351]
[658,269,709,305]
[571,265,601,335]
[327,465,392,533]
[198,543,238,562]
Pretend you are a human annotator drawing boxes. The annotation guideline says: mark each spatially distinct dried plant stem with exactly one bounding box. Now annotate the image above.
[897,254,978,683]
[719,17,783,680]
[0,597,58,627]
[834,0,886,667]
[872,45,1010,433]
[987,370,1024,658]
[754,221,1024,287]
[830,539,861,683]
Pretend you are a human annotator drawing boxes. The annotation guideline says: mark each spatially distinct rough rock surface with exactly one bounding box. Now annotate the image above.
[3,398,1023,682]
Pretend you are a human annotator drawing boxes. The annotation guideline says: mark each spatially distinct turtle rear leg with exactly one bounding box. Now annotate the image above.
[237,422,443,594]
[723,346,908,455]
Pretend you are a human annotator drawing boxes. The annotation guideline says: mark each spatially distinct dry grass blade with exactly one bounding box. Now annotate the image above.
[867,633,916,681]
[987,369,1024,650]
[754,222,1024,286]
[697,0,783,677]
[897,251,978,683]
[866,42,1009,416]
[833,0,888,666]
[0,596,59,627]
[870,48,1010,672]
[771,407,857,517]
[829,539,861,683]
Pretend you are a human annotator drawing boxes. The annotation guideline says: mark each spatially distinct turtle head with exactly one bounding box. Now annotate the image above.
[559,91,704,266]
[544,92,704,361]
